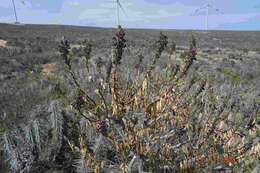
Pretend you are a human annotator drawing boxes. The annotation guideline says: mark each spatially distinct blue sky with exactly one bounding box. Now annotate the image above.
[0,0,260,30]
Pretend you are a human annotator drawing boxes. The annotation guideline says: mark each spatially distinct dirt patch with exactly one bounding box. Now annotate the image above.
[0,39,7,48]
[42,63,56,75]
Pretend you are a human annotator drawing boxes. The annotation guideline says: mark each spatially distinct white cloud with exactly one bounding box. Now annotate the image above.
[50,0,193,27]
[0,0,32,9]
[0,0,260,30]
[0,0,14,8]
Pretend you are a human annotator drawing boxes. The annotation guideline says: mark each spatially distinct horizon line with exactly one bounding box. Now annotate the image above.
[1,22,260,32]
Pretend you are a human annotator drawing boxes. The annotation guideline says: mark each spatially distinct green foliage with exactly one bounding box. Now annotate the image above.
[47,74,68,103]
[0,124,6,134]
[51,82,67,100]
[242,79,252,85]
[189,33,196,51]
[208,92,217,104]
[47,73,64,83]
[239,91,246,97]
[58,39,71,69]
[151,32,168,68]
[161,68,173,80]
[255,96,260,104]
[15,71,42,88]
[241,48,249,54]
[223,68,241,83]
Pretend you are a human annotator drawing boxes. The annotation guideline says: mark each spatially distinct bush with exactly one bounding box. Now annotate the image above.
[1,30,259,173]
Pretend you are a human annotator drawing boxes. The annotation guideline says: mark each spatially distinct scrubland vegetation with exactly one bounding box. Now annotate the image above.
[0,24,259,173]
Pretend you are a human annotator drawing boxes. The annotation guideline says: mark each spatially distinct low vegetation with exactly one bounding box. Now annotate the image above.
[0,26,259,173]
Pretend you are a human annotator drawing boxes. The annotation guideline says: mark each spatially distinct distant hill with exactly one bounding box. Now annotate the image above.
[1,23,260,50]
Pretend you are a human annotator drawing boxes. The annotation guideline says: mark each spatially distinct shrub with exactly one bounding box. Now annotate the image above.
[51,32,258,172]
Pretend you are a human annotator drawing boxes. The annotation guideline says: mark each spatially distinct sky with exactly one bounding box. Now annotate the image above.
[0,0,260,30]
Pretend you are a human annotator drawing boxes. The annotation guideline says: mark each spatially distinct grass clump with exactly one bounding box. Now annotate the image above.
[223,68,241,84]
